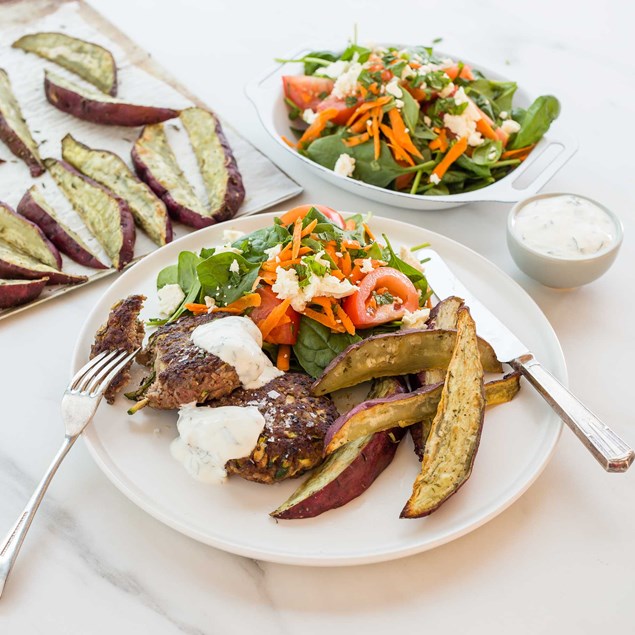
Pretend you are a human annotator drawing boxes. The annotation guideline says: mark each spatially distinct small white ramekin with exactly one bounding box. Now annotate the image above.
[507,193,623,288]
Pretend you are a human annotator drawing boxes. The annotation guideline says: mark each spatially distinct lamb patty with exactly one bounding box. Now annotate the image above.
[134,312,240,410]
[212,373,339,484]
[90,294,145,404]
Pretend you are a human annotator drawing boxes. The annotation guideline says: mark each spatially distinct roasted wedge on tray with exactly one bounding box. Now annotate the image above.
[179,107,245,223]
[0,277,48,308]
[272,378,406,520]
[13,31,118,95]
[18,186,107,269]
[311,328,502,396]
[0,68,44,177]
[401,308,486,518]
[0,201,61,269]
[45,158,135,270]
[61,134,172,246]
[45,71,179,126]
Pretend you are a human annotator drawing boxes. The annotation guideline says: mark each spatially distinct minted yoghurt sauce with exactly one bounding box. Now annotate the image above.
[171,404,265,484]
[190,316,283,389]
[513,195,616,259]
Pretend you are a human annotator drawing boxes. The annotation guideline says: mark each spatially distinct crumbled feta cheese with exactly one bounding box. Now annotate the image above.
[399,246,425,272]
[439,82,455,98]
[401,64,416,80]
[423,115,432,126]
[501,119,521,134]
[488,149,498,161]
[312,250,331,268]
[418,62,442,75]
[229,259,240,274]
[385,78,403,99]
[267,390,281,399]
[499,110,509,120]
[334,153,356,178]
[302,108,318,125]
[335,252,343,258]
[395,99,405,109]
[272,267,357,312]
[158,283,185,315]
[401,308,431,330]
[222,229,245,242]
[443,87,485,147]
[204,296,216,310]
[264,244,282,262]
[429,173,441,185]
[360,258,374,273]
[331,62,363,98]
[316,60,348,79]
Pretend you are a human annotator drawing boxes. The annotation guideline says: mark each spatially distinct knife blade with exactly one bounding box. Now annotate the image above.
[421,249,634,473]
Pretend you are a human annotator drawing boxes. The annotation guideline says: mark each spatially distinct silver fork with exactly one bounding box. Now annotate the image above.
[0,347,140,599]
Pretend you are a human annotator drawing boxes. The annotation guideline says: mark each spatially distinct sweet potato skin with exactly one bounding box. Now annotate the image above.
[0,245,86,285]
[272,429,405,520]
[0,277,48,309]
[0,201,62,269]
[17,187,107,269]
[0,112,44,177]
[44,72,179,126]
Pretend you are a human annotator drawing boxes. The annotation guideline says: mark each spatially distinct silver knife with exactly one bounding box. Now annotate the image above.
[423,249,633,473]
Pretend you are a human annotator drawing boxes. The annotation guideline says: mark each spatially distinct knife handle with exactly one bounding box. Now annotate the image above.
[511,355,634,472]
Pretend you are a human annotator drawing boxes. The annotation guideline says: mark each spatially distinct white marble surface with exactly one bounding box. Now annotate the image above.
[1,0,634,632]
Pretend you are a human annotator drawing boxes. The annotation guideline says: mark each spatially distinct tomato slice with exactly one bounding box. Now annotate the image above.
[282,75,334,111]
[317,95,360,125]
[279,204,345,229]
[251,286,301,345]
[343,267,419,328]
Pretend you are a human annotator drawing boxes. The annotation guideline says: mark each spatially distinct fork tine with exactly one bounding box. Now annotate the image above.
[82,350,129,394]
[70,350,115,390]
[90,348,140,397]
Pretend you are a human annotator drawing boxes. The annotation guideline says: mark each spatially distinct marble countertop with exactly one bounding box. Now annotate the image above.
[1,0,633,632]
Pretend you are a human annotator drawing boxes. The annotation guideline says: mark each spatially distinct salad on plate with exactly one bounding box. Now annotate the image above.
[278,43,561,196]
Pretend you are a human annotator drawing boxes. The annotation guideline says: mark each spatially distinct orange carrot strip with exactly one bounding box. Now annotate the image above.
[343,132,371,147]
[213,293,261,314]
[342,239,361,249]
[345,96,392,127]
[276,241,293,259]
[344,219,357,231]
[443,64,475,81]
[259,298,292,340]
[311,297,336,322]
[380,124,413,164]
[281,135,296,148]
[334,305,356,336]
[340,251,352,276]
[349,265,364,284]
[372,108,381,160]
[387,108,423,158]
[362,223,375,242]
[276,344,291,371]
[432,136,469,180]
[429,129,448,152]
[298,108,338,146]
[301,218,318,237]
[184,303,208,315]
[302,307,344,332]
[324,243,338,262]
[501,144,536,160]
[291,217,302,260]
[330,269,345,280]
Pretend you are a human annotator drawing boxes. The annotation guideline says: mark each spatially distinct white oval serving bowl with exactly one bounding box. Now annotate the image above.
[246,46,578,210]
[506,192,624,288]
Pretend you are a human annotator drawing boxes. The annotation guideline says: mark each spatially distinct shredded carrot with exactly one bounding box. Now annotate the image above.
[298,108,338,146]
[276,345,291,371]
[475,117,499,142]
[362,223,375,242]
[345,96,392,127]
[501,144,535,160]
[349,265,364,284]
[340,251,352,276]
[212,293,261,314]
[334,305,355,336]
[380,124,414,163]
[353,257,385,268]
[349,117,370,134]
[432,136,469,180]
[330,269,345,280]
[184,303,208,315]
[344,219,357,231]
[429,129,448,153]
[311,296,336,322]
[258,298,292,340]
[371,108,381,160]
[343,132,370,147]
[301,219,318,237]
[342,239,361,249]
[302,307,345,332]
[281,135,296,148]
[291,217,302,260]
[276,241,293,260]
[261,257,303,272]
[387,108,423,158]
[324,242,338,262]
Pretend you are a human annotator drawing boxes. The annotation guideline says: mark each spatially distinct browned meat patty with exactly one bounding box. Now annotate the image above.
[90,294,145,404]
[134,312,240,410]
[212,373,339,484]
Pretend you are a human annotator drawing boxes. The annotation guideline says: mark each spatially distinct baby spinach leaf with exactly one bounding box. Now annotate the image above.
[400,89,420,132]
[472,139,503,165]
[341,44,372,63]
[177,251,202,294]
[156,264,178,290]
[232,225,290,263]
[455,154,492,178]
[293,316,361,378]
[467,79,517,114]
[510,95,560,149]
[197,253,260,306]
[382,235,430,303]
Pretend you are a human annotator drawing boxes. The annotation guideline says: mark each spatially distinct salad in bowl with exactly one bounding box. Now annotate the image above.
[274,43,562,199]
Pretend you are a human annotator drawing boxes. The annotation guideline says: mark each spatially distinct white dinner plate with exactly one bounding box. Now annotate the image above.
[246,46,577,210]
[72,213,566,566]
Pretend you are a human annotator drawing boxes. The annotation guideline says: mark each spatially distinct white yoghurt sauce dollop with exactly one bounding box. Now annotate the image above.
[513,195,616,259]
[190,315,283,389]
[170,404,265,484]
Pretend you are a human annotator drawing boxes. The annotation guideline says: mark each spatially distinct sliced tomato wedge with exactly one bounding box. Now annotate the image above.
[279,204,345,229]
[282,75,334,111]
[443,64,475,81]
[251,286,301,345]
[317,95,361,125]
[343,267,419,328]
